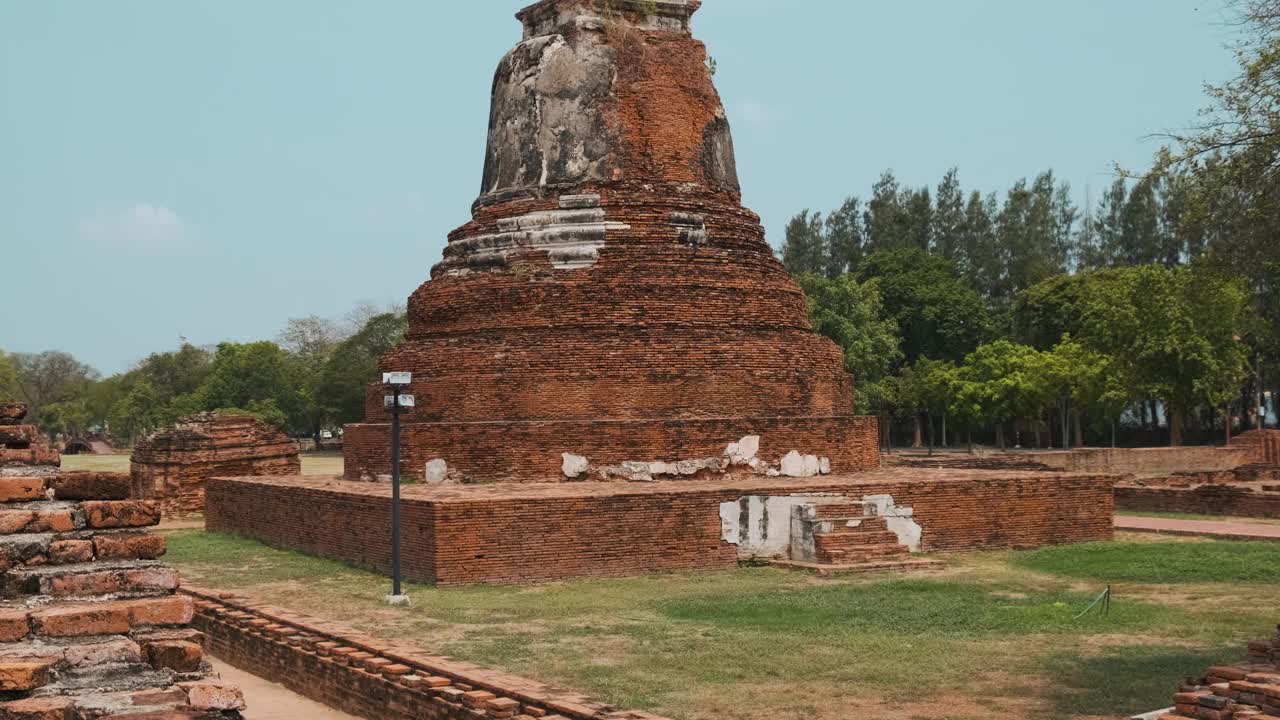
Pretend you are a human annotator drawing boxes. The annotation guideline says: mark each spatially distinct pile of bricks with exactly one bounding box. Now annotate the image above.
[185,586,668,720]
[130,413,300,516]
[1158,625,1280,719]
[206,469,1114,586]
[342,0,882,483]
[0,453,245,717]
[0,403,59,472]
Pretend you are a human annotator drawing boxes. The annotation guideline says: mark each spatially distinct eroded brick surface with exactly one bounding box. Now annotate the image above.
[130,413,300,517]
[0,405,243,719]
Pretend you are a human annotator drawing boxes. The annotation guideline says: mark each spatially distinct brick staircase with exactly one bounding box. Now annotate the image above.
[775,497,937,576]
[0,471,245,719]
[1152,623,1280,719]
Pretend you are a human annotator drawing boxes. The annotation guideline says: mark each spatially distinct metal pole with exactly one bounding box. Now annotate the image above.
[1258,354,1265,431]
[391,389,402,598]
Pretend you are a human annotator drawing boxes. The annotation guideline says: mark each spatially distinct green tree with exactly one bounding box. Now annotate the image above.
[192,342,303,431]
[952,340,1044,450]
[855,248,992,365]
[823,197,864,276]
[1079,264,1252,445]
[796,274,902,420]
[0,350,15,398]
[933,169,965,265]
[317,313,408,427]
[780,210,827,277]
[8,351,99,423]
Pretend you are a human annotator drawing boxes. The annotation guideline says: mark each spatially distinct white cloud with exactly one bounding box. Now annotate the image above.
[78,204,186,249]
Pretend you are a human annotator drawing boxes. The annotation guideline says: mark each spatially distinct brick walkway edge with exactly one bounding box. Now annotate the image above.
[183,586,669,720]
[1115,515,1280,542]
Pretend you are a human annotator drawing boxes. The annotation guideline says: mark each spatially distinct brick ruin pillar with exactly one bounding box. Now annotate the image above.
[130,413,301,517]
[343,0,881,484]
[0,403,60,473]
[0,406,246,718]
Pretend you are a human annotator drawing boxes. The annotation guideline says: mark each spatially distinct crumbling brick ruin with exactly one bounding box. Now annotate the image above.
[1154,624,1280,719]
[0,407,245,718]
[130,413,300,517]
[343,0,881,484]
[0,403,60,472]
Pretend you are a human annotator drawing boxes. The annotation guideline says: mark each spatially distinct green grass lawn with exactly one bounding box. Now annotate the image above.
[163,531,1278,720]
[61,452,343,476]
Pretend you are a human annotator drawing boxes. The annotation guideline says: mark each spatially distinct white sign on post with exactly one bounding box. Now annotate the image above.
[383,372,413,386]
[384,394,416,409]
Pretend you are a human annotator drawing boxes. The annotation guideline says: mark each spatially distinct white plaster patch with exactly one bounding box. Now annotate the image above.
[424,459,449,485]
[724,435,760,464]
[562,453,590,479]
[863,494,923,552]
[779,451,823,478]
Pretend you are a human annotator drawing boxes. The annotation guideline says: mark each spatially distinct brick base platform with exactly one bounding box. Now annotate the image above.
[342,416,881,483]
[205,470,1115,586]
[185,586,667,720]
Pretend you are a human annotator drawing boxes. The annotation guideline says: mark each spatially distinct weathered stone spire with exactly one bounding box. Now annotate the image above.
[343,2,878,484]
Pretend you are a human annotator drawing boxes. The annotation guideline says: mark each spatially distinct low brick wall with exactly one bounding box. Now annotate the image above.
[205,470,1115,586]
[186,586,668,720]
[1116,485,1280,519]
[1040,446,1253,475]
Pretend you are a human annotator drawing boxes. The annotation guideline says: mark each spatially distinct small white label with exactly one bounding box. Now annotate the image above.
[383,372,412,386]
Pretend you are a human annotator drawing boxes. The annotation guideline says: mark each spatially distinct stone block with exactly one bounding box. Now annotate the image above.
[0,661,50,692]
[144,639,204,673]
[179,679,246,711]
[50,472,131,501]
[93,533,166,561]
[0,478,45,504]
[79,500,160,529]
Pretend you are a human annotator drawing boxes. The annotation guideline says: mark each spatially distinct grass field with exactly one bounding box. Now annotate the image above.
[60,452,343,476]
[163,530,1278,720]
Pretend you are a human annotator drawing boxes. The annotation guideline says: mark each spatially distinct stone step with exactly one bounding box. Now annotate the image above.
[810,503,873,520]
[770,557,940,577]
[0,595,195,645]
[818,546,911,565]
[0,531,167,571]
[2,560,178,599]
[813,530,902,547]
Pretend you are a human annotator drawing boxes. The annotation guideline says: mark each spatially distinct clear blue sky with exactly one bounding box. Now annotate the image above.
[0,1,1240,376]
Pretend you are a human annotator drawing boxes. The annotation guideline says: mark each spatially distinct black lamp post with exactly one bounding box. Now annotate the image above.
[382,372,413,605]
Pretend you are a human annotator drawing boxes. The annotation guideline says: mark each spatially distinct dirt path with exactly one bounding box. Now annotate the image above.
[210,658,360,719]
[1115,514,1280,542]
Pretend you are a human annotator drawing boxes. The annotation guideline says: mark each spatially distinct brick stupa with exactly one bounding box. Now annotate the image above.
[344,0,879,483]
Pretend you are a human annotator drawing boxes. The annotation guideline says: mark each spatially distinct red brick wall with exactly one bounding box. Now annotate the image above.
[343,416,880,483]
[1116,486,1280,519]
[186,586,664,720]
[206,471,1115,586]
[1234,429,1280,465]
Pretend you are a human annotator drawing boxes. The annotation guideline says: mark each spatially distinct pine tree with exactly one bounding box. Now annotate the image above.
[865,171,907,252]
[934,169,966,266]
[824,197,864,277]
[780,210,827,276]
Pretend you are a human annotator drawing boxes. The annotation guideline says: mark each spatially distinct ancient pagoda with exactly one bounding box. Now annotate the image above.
[344,0,879,483]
